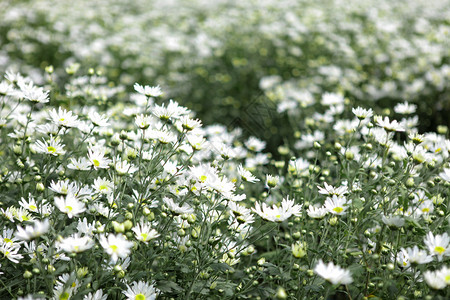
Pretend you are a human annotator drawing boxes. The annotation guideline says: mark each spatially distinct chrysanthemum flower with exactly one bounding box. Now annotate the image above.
[87,147,111,169]
[252,196,302,222]
[314,260,353,285]
[123,280,157,300]
[54,195,86,219]
[48,107,79,128]
[132,222,160,243]
[34,136,65,156]
[324,195,350,215]
[15,219,49,241]
[99,234,133,263]
[57,234,94,253]
[424,232,450,261]
[134,83,163,97]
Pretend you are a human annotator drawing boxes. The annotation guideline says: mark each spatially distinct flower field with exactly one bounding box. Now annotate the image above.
[0,0,448,299]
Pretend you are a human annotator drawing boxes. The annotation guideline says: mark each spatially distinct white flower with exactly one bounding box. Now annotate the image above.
[245,136,266,152]
[134,83,163,97]
[381,215,405,228]
[375,116,405,132]
[67,157,91,171]
[132,222,160,243]
[83,290,107,300]
[324,195,350,215]
[48,107,79,128]
[87,147,111,169]
[99,234,133,263]
[0,243,23,263]
[321,92,344,106]
[318,182,348,196]
[33,136,65,156]
[54,195,86,219]
[93,177,114,195]
[314,260,353,285]
[123,281,157,300]
[114,158,138,176]
[228,202,255,224]
[135,114,153,130]
[57,234,94,253]
[394,101,417,114]
[163,197,194,215]
[307,205,328,219]
[352,106,373,120]
[424,269,447,290]
[15,219,50,240]
[22,86,49,103]
[439,168,450,182]
[424,232,450,261]
[237,164,259,183]
[252,196,302,222]
[88,111,109,127]
[400,246,433,265]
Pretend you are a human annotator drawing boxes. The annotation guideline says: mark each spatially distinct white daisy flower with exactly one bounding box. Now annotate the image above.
[15,219,50,241]
[88,111,109,127]
[375,116,405,132]
[33,136,66,156]
[134,83,162,97]
[237,164,259,183]
[123,280,157,300]
[132,221,160,243]
[252,196,302,222]
[99,234,133,263]
[87,147,111,169]
[314,259,353,285]
[48,107,79,128]
[324,195,350,215]
[54,194,86,219]
[424,232,450,261]
[57,234,94,253]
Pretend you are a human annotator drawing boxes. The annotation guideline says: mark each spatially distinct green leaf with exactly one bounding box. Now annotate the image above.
[156,280,184,293]
[210,262,232,273]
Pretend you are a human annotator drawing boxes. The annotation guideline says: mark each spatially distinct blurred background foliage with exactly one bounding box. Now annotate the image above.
[0,0,449,154]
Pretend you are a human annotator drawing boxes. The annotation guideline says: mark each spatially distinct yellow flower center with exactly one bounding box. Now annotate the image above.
[110,245,118,252]
[65,206,73,212]
[445,275,450,283]
[421,208,430,213]
[29,205,37,211]
[434,246,445,254]
[99,184,108,191]
[141,233,148,241]
[333,207,344,213]
[22,215,29,221]
[93,159,100,167]
[3,238,12,244]
[200,175,207,182]
[47,146,56,153]
[59,118,65,122]
[59,292,69,300]
[135,294,146,300]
